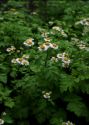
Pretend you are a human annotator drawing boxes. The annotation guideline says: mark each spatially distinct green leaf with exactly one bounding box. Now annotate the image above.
[3,115,13,124]
[60,75,75,92]
[67,100,89,117]
[0,74,7,83]
[5,98,14,108]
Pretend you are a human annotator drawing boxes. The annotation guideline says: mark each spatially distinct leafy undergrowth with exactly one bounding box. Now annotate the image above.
[0,0,89,125]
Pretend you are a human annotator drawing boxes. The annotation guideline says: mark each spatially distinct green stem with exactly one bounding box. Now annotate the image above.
[45,50,49,67]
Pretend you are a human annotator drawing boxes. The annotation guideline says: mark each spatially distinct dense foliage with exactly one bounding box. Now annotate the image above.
[0,0,89,125]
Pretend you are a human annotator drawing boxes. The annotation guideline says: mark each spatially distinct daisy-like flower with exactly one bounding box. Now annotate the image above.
[57,52,71,67]
[6,46,16,52]
[11,57,29,66]
[38,44,49,51]
[52,26,61,31]
[51,57,58,62]
[16,58,29,65]
[62,61,71,68]
[42,91,52,99]
[0,119,4,125]
[50,43,58,49]
[20,59,29,66]
[23,38,34,47]
[57,52,68,59]
[38,42,58,51]
[62,55,71,68]
[57,53,63,59]
[62,56,70,63]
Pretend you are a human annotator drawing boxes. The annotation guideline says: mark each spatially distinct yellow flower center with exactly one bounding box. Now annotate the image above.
[40,44,45,49]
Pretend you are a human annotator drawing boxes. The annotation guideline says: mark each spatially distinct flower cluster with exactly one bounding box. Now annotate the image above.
[11,54,29,66]
[75,18,89,26]
[38,42,58,51]
[77,43,86,50]
[0,119,4,125]
[42,91,52,99]
[6,46,16,53]
[71,38,89,50]
[52,26,62,31]
[23,38,34,47]
[62,121,75,125]
[52,26,67,37]
[57,52,71,67]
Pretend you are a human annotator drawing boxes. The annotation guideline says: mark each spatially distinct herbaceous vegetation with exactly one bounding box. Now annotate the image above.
[0,0,89,125]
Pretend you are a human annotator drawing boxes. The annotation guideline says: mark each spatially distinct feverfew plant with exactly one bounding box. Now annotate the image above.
[0,0,89,125]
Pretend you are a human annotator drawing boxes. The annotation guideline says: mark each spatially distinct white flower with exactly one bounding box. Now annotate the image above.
[62,52,69,57]
[52,26,61,31]
[57,52,71,67]
[11,58,17,64]
[38,44,49,51]
[75,18,89,26]
[23,38,34,47]
[62,62,70,68]
[16,58,29,65]
[50,43,58,49]
[57,52,68,59]
[62,56,71,67]
[11,57,29,66]
[42,91,52,99]
[6,46,16,52]
[51,57,58,62]
[20,59,29,66]
[62,56,70,62]
[57,53,63,59]
[38,42,58,51]
[0,119,4,125]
